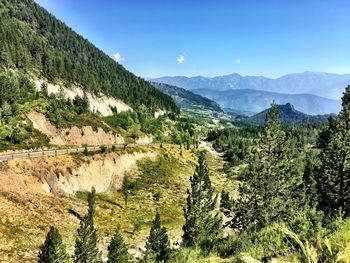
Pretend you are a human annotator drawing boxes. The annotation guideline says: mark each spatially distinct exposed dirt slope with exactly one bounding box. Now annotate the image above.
[34,80,132,116]
[2,150,156,195]
[27,111,124,146]
[0,145,197,262]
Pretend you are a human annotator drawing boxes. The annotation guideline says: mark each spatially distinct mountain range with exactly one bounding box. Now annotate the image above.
[152,72,350,100]
[151,72,350,115]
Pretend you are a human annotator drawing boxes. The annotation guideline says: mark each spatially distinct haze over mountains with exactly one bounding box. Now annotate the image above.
[192,88,341,115]
[152,72,350,100]
[152,72,349,114]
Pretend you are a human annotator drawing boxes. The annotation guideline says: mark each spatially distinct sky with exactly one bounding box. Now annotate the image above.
[35,0,350,78]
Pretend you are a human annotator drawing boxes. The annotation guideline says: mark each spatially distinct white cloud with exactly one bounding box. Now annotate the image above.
[236,58,240,64]
[113,52,125,63]
[177,54,185,64]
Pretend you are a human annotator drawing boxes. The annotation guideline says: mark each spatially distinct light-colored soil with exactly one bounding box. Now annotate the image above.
[27,111,124,146]
[34,79,132,116]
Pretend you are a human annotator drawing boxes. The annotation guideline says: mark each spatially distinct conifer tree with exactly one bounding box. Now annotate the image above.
[121,176,129,208]
[74,188,100,263]
[145,212,170,263]
[229,102,303,230]
[106,226,128,263]
[38,226,69,263]
[182,151,222,249]
[317,85,350,218]
[303,152,318,208]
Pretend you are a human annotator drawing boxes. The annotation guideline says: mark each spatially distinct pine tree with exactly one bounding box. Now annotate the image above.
[317,85,350,218]
[229,102,303,230]
[74,188,100,263]
[145,212,170,263]
[302,152,318,208]
[106,226,128,263]
[121,176,129,208]
[38,226,69,263]
[182,151,222,250]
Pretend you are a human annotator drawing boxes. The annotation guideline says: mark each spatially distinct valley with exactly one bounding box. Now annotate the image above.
[1,0,350,263]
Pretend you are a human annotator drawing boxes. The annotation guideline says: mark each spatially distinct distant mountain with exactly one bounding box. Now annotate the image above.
[191,88,341,115]
[245,103,333,125]
[152,72,350,100]
[151,82,223,113]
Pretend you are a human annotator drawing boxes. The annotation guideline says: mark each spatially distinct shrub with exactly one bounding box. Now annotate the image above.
[100,145,107,153]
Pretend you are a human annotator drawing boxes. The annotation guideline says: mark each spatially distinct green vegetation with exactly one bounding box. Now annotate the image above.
[152,82,223,115]
[38,226,69,263]
[182,152,222,251]
[0,0,178,113]
[106,226,128,263]
[227,103,305,230]
[74,188,100,263]
[2,2,350,261]
[0,71,109,150]
[145,212,170,262]
[245,103,333,125]
[317,85,350,218]
[0,72,49,150]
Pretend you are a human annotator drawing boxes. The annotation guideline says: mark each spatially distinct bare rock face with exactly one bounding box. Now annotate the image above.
[27,111,124,146]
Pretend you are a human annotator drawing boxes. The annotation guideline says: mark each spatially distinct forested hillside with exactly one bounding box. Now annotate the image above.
[151,82,223,113]
[245,103,333,125]
[0,0,178,112]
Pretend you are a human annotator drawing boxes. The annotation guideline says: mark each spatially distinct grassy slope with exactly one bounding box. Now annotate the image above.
[0,145,191,261]
[0,142,237,262]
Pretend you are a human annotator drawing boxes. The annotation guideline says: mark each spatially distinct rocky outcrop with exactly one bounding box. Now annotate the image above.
[27,111,124,146]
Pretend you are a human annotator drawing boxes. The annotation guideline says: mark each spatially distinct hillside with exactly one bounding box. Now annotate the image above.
[244,103,333,125]
[192,88,341,115]
[152,71,350,100]
[0,0,178,112]
[151,82,223,114]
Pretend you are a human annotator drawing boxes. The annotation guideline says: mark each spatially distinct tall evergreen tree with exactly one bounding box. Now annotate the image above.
[121,176,129,209]
[74,188,100,263]
[182,151,222,249]
[317,85,350,218]
[302,152,318,208]
[38,226,69,263]
[145,212,170,263]
[229,102,303,230]
[106,226,128,263]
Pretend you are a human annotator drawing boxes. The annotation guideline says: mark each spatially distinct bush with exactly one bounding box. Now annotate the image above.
[100,145,107,153]
[153,190,162,201]
[104,111,138,130]
[83,145,89,156]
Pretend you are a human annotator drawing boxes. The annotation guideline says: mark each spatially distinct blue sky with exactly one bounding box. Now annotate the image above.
[35,0,350,78]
